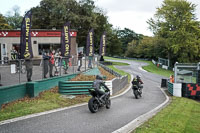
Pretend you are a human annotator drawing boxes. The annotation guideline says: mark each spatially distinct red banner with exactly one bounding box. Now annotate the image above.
[0,30,77,37]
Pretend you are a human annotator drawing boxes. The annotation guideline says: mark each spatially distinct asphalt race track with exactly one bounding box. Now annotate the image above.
[0,59,167,133]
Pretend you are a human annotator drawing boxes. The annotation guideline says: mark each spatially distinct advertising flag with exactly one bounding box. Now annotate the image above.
[61,22,71,57]
[20,10,33,59]
[99,32,106,56]
[86,29,94,56]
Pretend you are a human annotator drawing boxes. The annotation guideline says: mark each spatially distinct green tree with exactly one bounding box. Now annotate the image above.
[147,0,200,63]
[106,29,122,56]
[5,6,23,29]
[126,36,154,58]
[117,28,141,55]
[0,13,12,29]
[31,0,118,55]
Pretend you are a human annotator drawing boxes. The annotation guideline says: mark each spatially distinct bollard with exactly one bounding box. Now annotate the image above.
[161,79,167,87]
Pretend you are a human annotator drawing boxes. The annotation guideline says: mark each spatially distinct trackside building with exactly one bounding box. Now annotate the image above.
[0,29,77,61]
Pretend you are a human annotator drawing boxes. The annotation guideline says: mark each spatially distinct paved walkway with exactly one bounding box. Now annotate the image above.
[0,65,81,87]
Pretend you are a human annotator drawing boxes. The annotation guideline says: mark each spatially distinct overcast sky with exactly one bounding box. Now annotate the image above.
[0,0,200,36]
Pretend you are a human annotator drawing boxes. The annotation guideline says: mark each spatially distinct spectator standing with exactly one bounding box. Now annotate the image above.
[10,46,17,60]
[10,46,19,73]
[24,56,33,82]
[63,58,69,74]
[54,50,62,76]
[170,75,174,83]
[77,52,83,71]
[43,50,50,78]
[49,50,55,77]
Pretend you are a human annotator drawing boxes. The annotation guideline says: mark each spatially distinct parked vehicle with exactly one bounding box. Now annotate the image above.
[88,86,111,113]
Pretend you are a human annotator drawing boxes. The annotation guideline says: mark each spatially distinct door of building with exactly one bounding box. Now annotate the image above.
[1,44,8,64]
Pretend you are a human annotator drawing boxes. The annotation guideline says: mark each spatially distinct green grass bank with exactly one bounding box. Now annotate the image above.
[105,57,199,133]
[133,97,200,133]
[0,88,90,121]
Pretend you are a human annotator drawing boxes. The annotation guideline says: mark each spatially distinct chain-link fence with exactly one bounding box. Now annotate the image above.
[0,55,99,87]
[174,63,199,83]
[158,57,169,67]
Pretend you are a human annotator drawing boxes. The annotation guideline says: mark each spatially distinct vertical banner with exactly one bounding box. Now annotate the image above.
[86,29,94,56]
[61,22,71,57]
[20,10,33,59]
[99,32,106,56]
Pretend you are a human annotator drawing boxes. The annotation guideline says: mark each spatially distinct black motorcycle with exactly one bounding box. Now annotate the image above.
[132,83,143,99]
[88,87,111,113]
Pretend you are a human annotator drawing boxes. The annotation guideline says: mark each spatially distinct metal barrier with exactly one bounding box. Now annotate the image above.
[58,76,128,96]
[109,56,150,61]
[59,81,93,95]
[167,81,173,95]
[0,55,99,87]
[174,62,199,83]
[0,83,27,109]
[182,83,200,98]
[98,63,122,77]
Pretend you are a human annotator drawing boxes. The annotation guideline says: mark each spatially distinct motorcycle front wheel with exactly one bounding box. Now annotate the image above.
[106,99,111,109]
[134,90,139,99]
[88,97,99,113]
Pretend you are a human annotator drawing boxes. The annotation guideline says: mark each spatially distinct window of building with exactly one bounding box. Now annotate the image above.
[38,44,61,55]
[12,44,20,53]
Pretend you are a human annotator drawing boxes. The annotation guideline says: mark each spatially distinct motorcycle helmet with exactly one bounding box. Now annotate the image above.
[96,75,103,80]
[136,75,140,79]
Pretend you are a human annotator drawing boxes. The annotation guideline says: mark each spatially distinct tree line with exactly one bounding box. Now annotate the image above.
[123,0,200,65]
[0,0,200,65]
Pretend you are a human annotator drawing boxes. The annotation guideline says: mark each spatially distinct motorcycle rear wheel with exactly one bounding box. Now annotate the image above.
[88,97,99,113]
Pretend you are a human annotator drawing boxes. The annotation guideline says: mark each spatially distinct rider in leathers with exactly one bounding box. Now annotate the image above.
[93,75,110,102]
[132,75,143,90]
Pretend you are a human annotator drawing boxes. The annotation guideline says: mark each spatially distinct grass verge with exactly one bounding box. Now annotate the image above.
[106,62,131,82]
[105,61,129,66]
[133,97,200,133]
[142,61,174,77]
[104,56,127,60]
[105,56,173,77]
[0,87,90,122]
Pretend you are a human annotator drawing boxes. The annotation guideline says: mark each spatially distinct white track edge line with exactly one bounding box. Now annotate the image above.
[139,66,147,72]
[112,86,169,133]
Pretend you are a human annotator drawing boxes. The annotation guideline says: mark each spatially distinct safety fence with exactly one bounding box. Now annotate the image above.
[112,76,128,94]
[108,56,150,61]
[167,82,173,95]
[59,81,93,95]
[0,55,99,87]
[58,75,128,96]
[152,59,174,71]
[166,81,200,99]
[98,63,122,77]
[182,83,200,98]
[0,73,78,109]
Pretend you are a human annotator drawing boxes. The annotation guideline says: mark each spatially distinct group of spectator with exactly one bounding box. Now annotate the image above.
[42,49,63,78]
[42,49,83,78]
[9,46,84,82]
